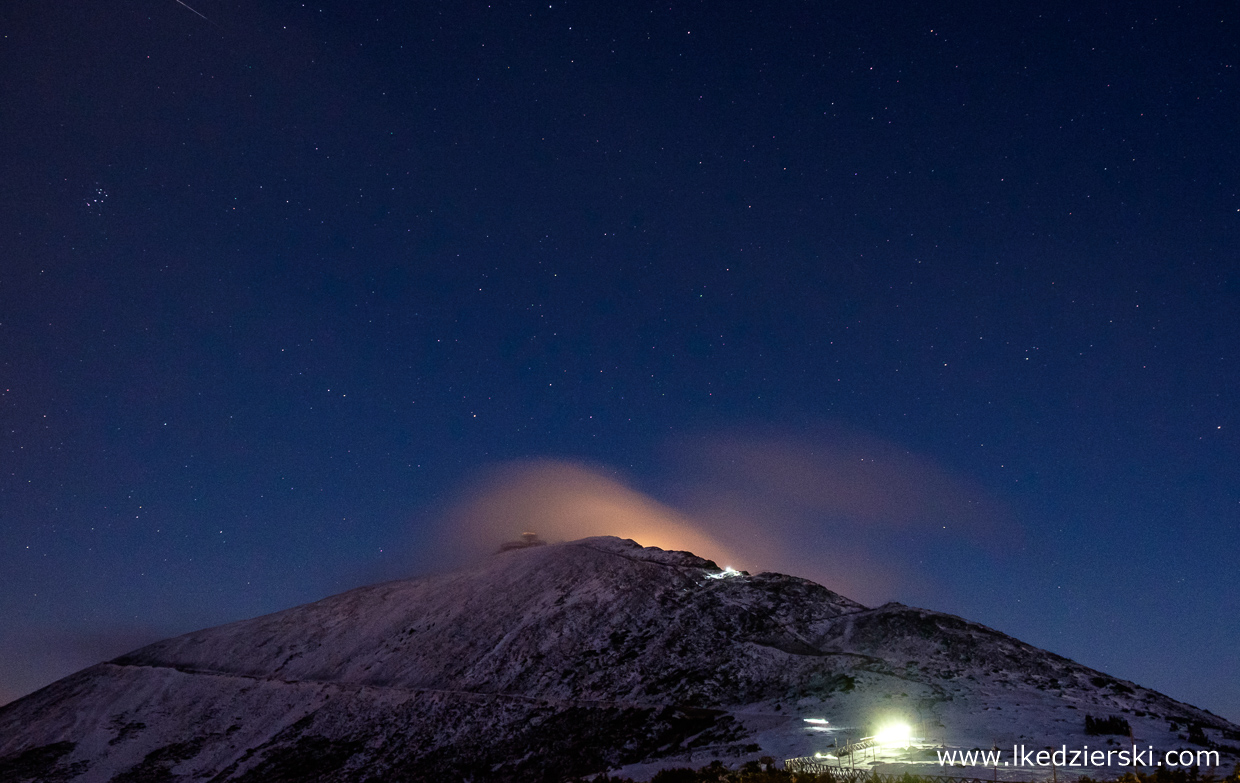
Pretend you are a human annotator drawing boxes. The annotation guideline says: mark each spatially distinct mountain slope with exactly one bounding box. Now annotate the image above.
[1,537,1235,782]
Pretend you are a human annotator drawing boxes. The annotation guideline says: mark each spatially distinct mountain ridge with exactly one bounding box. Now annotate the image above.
[1,536,1235,782]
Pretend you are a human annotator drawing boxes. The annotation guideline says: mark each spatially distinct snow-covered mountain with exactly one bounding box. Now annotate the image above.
[1,537,1236,781]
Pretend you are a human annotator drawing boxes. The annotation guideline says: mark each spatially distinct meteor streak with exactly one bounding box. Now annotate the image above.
[172,0,210,22]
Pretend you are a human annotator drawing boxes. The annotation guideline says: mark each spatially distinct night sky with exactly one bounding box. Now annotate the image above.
[2,1,1238,721]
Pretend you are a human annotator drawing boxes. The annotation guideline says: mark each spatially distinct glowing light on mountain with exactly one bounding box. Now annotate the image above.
[874,722,911,748]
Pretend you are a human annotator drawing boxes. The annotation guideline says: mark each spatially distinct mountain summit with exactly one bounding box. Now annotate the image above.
[1,537,1236,781]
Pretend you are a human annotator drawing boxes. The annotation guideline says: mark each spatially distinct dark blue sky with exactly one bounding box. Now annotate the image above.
[2,1,1237,721]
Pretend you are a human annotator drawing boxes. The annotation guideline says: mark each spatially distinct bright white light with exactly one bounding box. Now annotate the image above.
[704,566,742,579]
[874,722,911,748]
[803,718,830,725]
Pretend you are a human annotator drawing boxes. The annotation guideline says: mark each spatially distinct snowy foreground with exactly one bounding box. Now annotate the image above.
[1,537,1236,781]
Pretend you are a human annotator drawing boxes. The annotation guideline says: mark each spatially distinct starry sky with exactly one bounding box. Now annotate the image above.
[2,1,1238,721]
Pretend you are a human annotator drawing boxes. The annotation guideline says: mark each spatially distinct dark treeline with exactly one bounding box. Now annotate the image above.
[1085,715,1133,736]
[574,763,1240,783]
